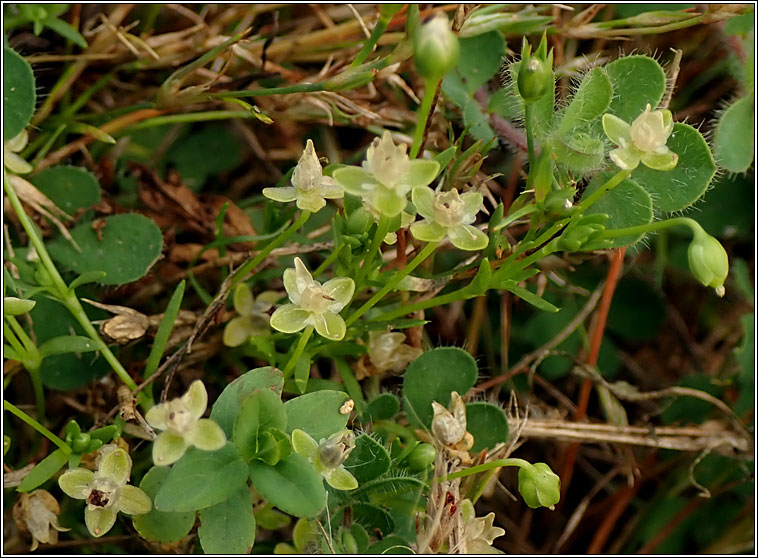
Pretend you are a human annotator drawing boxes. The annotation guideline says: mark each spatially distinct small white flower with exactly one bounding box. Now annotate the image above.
[460,499,506,554]
[263,139,343,212]
[292,429,358,491]
[145,380,226,465]
[269,257,354,341]
[602,104,678,171]
[58,447,151,538]
[410,186,489,250]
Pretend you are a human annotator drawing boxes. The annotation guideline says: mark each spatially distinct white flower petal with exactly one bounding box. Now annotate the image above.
[85,507,117,538]
[270,304,311,334]
[312,312,347,341]
[182,380,208,420]
[152,432,189,466]
[263,186,298,203]
[321,277,355,312]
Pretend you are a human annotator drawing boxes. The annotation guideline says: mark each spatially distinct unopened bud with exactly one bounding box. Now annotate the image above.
[518,462,560,510]
[413,14,460,79]
[688,229,729,296]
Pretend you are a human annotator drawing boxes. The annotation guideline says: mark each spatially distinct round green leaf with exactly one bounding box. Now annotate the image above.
[604,55,666,123]
[4,47,36,140]
[583,173,653,246]
[402,347,478,428]
[343,434,391,484]
[211,367,284,438]
[154,444,248,513]
[233,389,286,461]
[456,32,506,94]
[198,483,256,554]
[713,95,755,173]
[631,123,716,212]
[558,67,612,135]
[465,402,509,453]
[32,166,101,213]
[283,390,349,441]
[133,466,195,543]
[249,453,326,518]
[48,213,163,286]
[362,393,400,422]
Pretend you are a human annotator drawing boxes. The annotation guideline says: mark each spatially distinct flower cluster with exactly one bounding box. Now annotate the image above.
[58,446,151,538]
[269,257,354,341]
[603,104,678,171]
[145,380,226,465]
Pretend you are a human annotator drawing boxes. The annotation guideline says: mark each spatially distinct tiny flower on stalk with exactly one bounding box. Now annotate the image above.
[263,139,343,213]
[688,228,729,297]
[413,13,460,80]
[291,429,358,490]
[58,446,151,538]
[517,462,561,510]
[460,499,506,554]
[145,380,226,465]
[269,257,354,341]
[410,186,489,251]
[602,104,678,171]
[13,490,70,551]
[332,131,440,218]
[223,283,280,347]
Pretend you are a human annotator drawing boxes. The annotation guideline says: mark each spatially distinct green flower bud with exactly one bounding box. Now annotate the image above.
[518,57,552,104]
[71,433,91,454]
[543,187,576,217]
[3,297,36,316]
[413,14,460,79]
[518,462,560,509]
[406,443,436,472]
[347,207,373,235]
[688,229,729,297]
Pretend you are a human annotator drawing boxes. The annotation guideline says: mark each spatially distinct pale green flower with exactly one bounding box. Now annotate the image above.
[602,104,678,171]
[269,257,354,341]
[4,130,33,174]
[410,186,489,250]
[332,131,440,218]
[367,330,422,374]
[145,380,226,466]
[263,139,343,212]
[223,284,279,347]
[58,446,151,538]
[291,429,358,491]
[460,499,506,554]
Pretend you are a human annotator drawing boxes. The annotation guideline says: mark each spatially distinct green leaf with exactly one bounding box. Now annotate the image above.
[350,503,395,536]
[38,335,99,357]
[713,95,755,173]
[132,466,195,543]
[456,31,506,94]
[249,453,326,518]
[17,448,68,492]
[465,402,509,453]
[402,347,478,428]
[3,297,35,316]
[144,280,185,378]
[604,55,666,123]
[198,483,256,554]
[343,434,391,483]
[68,271,108,291]
[632,123,716,212]
[3,47,36,140]
[233,389,287,461]
[154,443,248,512]
[558,67,612,136]
[41,15,88,48]
[549,131,606,174]
[167,123,244,191]
[211,367,284,438]
[32,166,101,214]
[363,393,400,422]
[283,390,349,441]
[48,213,163,286]
[504,283,560,312]
[368,536,410,554]
[583,174,653,246]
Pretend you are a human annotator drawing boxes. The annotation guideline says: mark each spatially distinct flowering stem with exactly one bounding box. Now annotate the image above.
[282,325,314,382]
[441,457,531,482]
[574,170,630,213]
[599,216,701,240]
[346,241,439,326]
[410,77,441,159]
[356,215,390,288]
[3,400,70,454]
[313,244,345,278]
[4,317,45,421]
[351,8,394,67]
[524,104,536,169]
[3,171,142,402]
[229,211,311,288]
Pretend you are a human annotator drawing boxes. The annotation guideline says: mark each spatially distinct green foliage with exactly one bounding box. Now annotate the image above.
[363,393,400,422]
[31,166,101,214]
[133,466,196,543]
[211,367,284,438]
[48,213,163,286]
[402,347,478,428]
[465,402,509,453]
[17,448,68,492]
[604,55,666,123]
[713,95,755,173]
[198,484,256,554]
[249,453,327,518]
[233,389,287,461]
[343,434,391,483]
[3,47,36,140]
[583,174,653,246]
[283,390,349,440]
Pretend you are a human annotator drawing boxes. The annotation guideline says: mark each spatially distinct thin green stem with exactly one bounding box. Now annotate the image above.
[123,110,264,133]
[4,400,70,454]
[525,104,536,170]
[4,322,28,357]
[371,283,472,322]
[5,317,45,420]
[442,458,531,482]
[229,211,310,288]
[209,82,325,100]
[600,216,700,240]
[346,241,439,326]
[6,315,37,354]
[574,170,630,213]
[410,77,441,159]
[356,215,390,287]
[282,326,314,379]
[313,244,345,278]
[351,13,391,67]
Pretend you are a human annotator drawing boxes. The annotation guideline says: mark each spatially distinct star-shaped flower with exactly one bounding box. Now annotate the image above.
[58,446,151,538]
[332,131,440,218]
[460,499,506,554]
[263,139,343,213]
[410,186,488,250]
[13,490,70,551]
[291,429,358,491]
[269,257,354,341]
[602,104,678,171]
[145,380,226,465]
[223,284,280,347]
